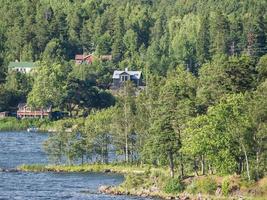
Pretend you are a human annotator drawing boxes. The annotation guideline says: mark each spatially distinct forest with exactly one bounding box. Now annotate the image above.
[0,0,267,195]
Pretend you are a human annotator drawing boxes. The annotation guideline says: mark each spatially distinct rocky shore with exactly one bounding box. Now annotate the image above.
[99,185,200,200]
[18,164,266,200]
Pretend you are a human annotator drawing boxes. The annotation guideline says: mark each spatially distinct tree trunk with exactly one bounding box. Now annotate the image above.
[180,153,184,179]
[81,154,84,165]
[125,132,129,163]
[201,155,205,175]
[124,86,129,163]
[168,151,174,178]
[238,156,243,175]
[193,158,199,176]
[101,146,104,164]
[256,150,260,180]
[105,134,109,164]
[242,143,251,181]
[208,164,213,175]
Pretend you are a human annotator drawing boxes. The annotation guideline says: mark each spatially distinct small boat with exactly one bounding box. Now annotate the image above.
[27,127,39,132]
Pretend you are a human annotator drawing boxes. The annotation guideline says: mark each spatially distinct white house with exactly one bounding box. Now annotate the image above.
[8,61,36,73]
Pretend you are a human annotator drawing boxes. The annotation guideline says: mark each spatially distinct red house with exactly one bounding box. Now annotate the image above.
[75,54,94,65]
[75,54,112,65]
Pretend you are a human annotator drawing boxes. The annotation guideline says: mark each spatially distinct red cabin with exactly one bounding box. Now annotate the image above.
[75,54,94,65]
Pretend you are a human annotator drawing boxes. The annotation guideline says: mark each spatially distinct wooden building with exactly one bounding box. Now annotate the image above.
[17,103,52,119]
[75,54,94,65]
[75,54,112,65]
[111,68,143,89]
[0,112,9,118]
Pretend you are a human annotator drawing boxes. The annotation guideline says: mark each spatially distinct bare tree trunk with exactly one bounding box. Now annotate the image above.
[242,143,251,181]
[201,155,205,175]
[105,134,109,164]
[193,157,199,176]
[125,131,129,163]
[101,146,104,164]
[168,151,174,178]
[256,150,260,180]
[238,157,243,175]
[208,164,213,175]
[124,85,129,163]
[180,153,184,179]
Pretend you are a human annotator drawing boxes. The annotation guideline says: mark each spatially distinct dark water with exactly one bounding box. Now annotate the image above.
[0,132,154,200]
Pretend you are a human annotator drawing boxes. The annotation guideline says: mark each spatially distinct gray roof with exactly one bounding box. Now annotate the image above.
[112,70,142,80]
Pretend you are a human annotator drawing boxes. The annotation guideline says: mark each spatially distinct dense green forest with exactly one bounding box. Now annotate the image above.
[0,0,267,191]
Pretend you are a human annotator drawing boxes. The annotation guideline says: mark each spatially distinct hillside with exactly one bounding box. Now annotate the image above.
[0,1,267,199]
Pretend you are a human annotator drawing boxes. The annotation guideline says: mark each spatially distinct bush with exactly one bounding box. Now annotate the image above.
[0,117,50,131]
[187,177,217,195]
[222,176,230,196]
[222,175,241,196]
[164,178,185,194]
[122,173,148,189]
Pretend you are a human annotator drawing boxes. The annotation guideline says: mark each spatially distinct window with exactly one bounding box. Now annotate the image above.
[121,75,129,82]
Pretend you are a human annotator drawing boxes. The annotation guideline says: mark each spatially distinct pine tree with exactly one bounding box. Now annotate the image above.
[196,14,210,64]
[112,16,125,63]
[210,12,230,56]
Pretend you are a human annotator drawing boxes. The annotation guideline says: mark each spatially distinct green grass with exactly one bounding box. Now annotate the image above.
[18,163,150,174]
[0,117,50,131]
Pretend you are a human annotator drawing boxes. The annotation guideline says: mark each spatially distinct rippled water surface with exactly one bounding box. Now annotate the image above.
[0,132,154,200]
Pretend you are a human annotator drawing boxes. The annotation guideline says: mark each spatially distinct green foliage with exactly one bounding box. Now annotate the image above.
[122,173,148,190]
[0,117,49,131]
[257,55,267,82]
[187,177,217,195]
[62,77,115,117]
[221,176,242,196]
[0,2,267,196]
[27,62,70,108]
[222,176,231,196]
[163,178,185,194]
[0,0,267,76]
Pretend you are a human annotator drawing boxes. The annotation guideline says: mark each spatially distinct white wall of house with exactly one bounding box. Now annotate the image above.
[12,67,32,73]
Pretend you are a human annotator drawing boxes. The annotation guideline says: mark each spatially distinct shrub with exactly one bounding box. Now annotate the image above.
[0,117,50,131]
[164,178,185,194]
[222,175,242,196]
[122,173,147,190]
[187,177,217,195]
[222,176,230,196]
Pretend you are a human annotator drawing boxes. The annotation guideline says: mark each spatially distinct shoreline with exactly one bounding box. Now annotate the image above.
[17,163,149,174]
[17,164,266,200]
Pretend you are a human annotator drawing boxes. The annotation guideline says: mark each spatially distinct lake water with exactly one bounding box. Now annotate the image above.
[0,132,154,200]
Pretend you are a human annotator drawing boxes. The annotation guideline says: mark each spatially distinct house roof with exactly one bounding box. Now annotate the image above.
[8,62,36,69]
[112,69,142,80]
[75,54,93,60]
[18,103,52,111]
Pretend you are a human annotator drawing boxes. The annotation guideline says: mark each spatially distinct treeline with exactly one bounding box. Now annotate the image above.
[0,0,267,79]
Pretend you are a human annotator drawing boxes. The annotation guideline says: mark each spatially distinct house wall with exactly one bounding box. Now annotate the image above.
[0,112,8,118]
[12,67,32,73]
[113,79,121,88]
